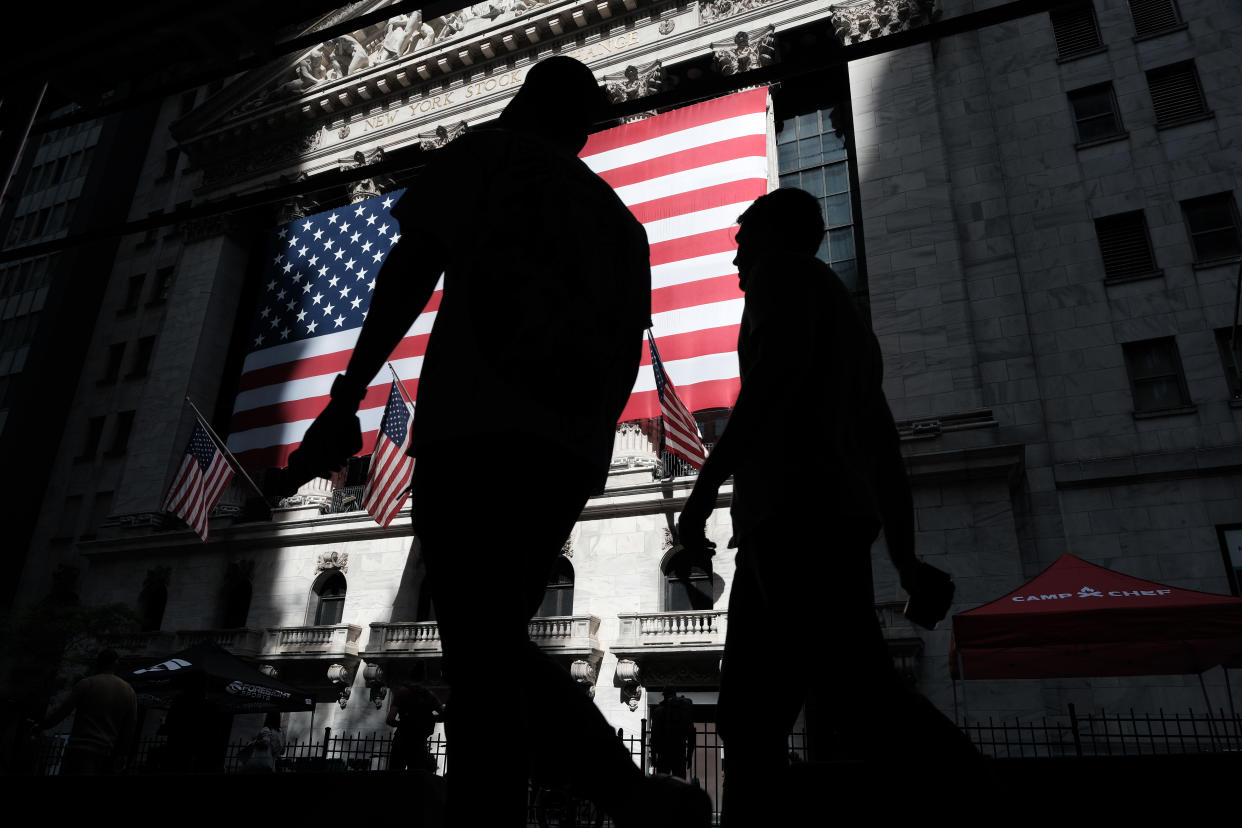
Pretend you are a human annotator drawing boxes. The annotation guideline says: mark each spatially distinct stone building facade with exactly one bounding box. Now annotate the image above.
[8,0,1241,768]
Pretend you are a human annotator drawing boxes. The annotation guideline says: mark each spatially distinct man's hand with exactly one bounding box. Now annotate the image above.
[284,375,365,487]
[676,497,717,561]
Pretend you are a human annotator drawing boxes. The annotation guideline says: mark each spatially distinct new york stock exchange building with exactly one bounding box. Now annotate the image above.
[7,0,1242,788]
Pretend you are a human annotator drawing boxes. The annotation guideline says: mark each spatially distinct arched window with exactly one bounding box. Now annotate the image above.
[313,570,347,626]
[535,556,575,618]
[662,555,713,612]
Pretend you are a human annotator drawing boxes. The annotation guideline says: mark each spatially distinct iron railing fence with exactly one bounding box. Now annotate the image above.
[29,706,1242,783]
[964,705,1242,758]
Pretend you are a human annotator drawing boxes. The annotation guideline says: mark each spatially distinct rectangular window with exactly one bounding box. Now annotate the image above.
[81,491,114,541]
[159,148,180,180]
[1128,0,1182,37]
[101,342,125,384]
[121,274,145,312]
[1122,337,1192,412]
[149,266,174,305]
[1181,193,1242,264]
[1095,211,1158,281]
[107,410,136,456]
[1147,61,1209,126]
[77,415,105,462]
[129,336,155,378]
[1068,84,1125,144]
[1214,327,1242,400]
[1050,3,1103,59]
[1220,525,1242,596]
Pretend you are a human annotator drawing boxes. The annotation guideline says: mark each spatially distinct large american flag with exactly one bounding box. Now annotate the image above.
[648,331,708,468]
[163,419,236,542]
[226,89,770,470]
[362,381,414,527]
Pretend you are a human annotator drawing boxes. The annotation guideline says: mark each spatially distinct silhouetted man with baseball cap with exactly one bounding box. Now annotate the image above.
[288,56,709,828]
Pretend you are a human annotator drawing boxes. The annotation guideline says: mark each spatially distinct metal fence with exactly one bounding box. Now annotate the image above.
[964,705,1242,758]
[30,706,1242,782]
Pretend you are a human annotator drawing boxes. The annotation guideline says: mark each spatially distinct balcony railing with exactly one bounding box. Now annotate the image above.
[527,615,601,654]
[264,624,363,657]
[364,616,602,657]
[169,628,265,657]
[615,610,727,649]
[364,621,443,656]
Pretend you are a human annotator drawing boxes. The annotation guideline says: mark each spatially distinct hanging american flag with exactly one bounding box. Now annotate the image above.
[226,190,412,469]
[648,330,708,468]
[362,381,414,527]
[163,419,236,542]
[225,89,769,470]
[582,87,770,420]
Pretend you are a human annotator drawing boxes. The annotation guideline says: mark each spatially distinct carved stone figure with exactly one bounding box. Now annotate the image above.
[602,61,666,104]
[829,0,939,44]
[712,25,776,76]
[417,121,469,150]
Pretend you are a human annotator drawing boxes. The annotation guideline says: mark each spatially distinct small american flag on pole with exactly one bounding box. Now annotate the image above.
[163,419,236,542]
[648,330,708,468]
[361,381,413,527]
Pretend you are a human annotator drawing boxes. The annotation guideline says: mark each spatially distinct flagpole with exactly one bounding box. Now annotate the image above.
[184,395,270,505]
[387,362,416,408]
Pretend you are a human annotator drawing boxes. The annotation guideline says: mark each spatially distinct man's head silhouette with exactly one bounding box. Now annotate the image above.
[733,188,825,288]
[498,56,607,153]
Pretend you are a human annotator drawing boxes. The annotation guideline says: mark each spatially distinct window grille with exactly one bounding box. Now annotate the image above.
[1122,337,1191,412]
[1147,61,1208,125]
[1128,0,1181,37]
[1068,84,1124,143]
[1050,4,1102,59]
[1181,193,1242,263]
[1094,211,1157,280]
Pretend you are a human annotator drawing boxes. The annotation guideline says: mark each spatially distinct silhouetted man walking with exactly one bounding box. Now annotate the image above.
[289,57,709,828]
[677,188,980,825]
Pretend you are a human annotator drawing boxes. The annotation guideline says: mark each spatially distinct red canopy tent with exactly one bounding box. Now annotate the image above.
[951,554,1242,681]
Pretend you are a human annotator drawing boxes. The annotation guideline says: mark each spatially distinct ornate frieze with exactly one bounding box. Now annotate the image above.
[828,0,939,44]
[699,0,784,25]
[317,550,350,573]
[600,60,666,104]
[241,0,561,114]
[711,25,776,76]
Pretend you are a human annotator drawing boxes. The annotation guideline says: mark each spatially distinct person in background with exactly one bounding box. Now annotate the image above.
[40,648,136,775]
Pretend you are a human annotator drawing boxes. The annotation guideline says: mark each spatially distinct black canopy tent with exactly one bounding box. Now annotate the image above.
[121,641,314,713]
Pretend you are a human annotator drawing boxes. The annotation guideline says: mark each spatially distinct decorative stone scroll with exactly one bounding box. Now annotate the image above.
[828,0,939,44]
[571,659,597,699]
[363,663,389,709]
[328,662,355,709]
[611,421,659,470]
[711,25,776,76]
[317,550,350,574]
[600,61,666,104]
[418,120,469,150]
[614,658,643,711]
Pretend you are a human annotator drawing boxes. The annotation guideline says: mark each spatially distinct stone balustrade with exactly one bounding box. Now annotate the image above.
[527,615,601,653]
[615,610,727,649]
[174,628,266,657]
[265,623,362,656]
[364,621,444,655]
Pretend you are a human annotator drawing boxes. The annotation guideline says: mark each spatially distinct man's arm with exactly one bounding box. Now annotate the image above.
[40,690,76,730]
[286,231,445,479]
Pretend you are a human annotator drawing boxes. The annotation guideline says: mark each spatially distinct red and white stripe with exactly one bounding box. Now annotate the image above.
[225,89,770,469]
[584,88,770,421]
[163,451,234,543]
[662,379,708,468]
